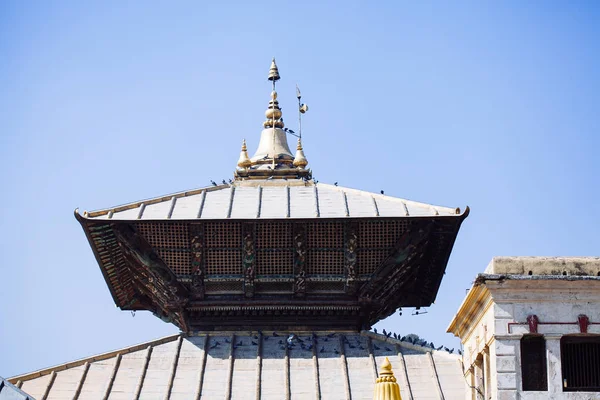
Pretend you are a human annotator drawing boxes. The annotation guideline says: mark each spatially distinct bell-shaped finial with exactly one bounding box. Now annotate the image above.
[293,139,308,169]
[237,139,252,168]
[373,357,402,400]
[268,58,280,81]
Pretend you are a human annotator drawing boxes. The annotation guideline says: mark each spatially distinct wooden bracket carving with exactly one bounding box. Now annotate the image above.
[190,224,205,300]
[344,221,358,294]
[242,223,256,298]
[293,223,307,297]
[112,223,189,330]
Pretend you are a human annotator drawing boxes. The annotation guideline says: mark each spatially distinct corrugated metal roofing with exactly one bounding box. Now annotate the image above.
[83,181,462,221]
[9,331,465,400]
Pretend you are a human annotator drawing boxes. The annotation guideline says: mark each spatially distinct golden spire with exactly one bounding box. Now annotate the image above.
[237,139,252,168]
[268,58,280,81]
[264,58,284,129]
[293,138,308,169]
[373,357,402,400]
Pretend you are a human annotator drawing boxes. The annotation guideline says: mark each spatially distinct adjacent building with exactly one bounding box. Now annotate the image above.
[448,257,600,399]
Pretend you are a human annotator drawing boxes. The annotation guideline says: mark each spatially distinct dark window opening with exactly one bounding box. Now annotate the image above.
[561,336,600,392]
[521,335,548,391]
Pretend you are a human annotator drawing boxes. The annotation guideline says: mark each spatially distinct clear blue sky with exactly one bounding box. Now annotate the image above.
[1,1,599,377]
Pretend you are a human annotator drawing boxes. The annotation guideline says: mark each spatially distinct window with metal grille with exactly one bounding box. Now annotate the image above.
[561,336,600,392]
[520,335,548,391]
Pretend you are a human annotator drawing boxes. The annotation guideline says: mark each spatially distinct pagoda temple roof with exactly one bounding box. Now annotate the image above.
[81,180,464,221]
[72,59,469,333]
[8,331,465,399]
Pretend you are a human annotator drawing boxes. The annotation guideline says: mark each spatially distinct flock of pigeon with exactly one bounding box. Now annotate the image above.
[206,330,461,356]
[371,328,460,355]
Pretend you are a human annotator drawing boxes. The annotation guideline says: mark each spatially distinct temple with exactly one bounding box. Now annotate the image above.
[7,59,469,399]
[72,58,469,333]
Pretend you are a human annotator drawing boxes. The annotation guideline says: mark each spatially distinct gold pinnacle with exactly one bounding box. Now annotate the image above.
[373,357,402,400]
[268,58,280,81]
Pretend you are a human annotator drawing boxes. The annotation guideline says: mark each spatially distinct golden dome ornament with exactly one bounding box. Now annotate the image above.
[293,139,308,169]
[237,139,252,169]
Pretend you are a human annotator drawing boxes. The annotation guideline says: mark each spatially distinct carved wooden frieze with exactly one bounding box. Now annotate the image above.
[293,223,307,296]
[190,224,205,300]
[344,221,359,294]
[242,223,256,298]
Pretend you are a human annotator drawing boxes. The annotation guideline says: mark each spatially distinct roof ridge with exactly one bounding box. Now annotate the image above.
[8,333,181,383]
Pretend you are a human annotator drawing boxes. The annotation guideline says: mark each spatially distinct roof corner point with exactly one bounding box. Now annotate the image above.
[460,205,470,220]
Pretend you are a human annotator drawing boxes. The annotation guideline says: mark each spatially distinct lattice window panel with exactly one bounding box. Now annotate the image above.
[357,249,390,275]
[205,249,241,275]
[307,281,345,292]
[358,220,408,248]
[156,249,191,275]
[307,250,344,275]
[205,222,241,248]
[255,281,293,293]
[205,281,244,293]
[135,223,189,249]
[256,222,292,249]
[307,222,343,248]
[256,250,293,275]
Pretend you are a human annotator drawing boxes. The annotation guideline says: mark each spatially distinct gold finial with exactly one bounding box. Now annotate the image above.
[268,58,280,81]
[237,139,252,168]
[373,357,402,400]
[263,59,285,129]
[293,138,308,168]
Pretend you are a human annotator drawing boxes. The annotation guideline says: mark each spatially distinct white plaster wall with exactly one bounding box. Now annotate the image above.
[460,281,600,399]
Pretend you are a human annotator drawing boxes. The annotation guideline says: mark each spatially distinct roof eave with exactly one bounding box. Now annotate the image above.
[74,209,122,307]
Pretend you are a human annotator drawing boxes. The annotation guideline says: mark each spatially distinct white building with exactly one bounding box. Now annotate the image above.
[448,257,600,399]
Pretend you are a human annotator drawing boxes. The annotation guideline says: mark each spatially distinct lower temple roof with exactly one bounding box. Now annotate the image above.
[9,331,465,400]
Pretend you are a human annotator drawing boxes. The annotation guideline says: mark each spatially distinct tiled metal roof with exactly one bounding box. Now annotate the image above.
[9,331,465,400]
[0,377,35,400]
[82,181,463,221]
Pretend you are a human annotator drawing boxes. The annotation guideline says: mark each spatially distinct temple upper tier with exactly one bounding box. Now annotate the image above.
[74,60,468,332]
